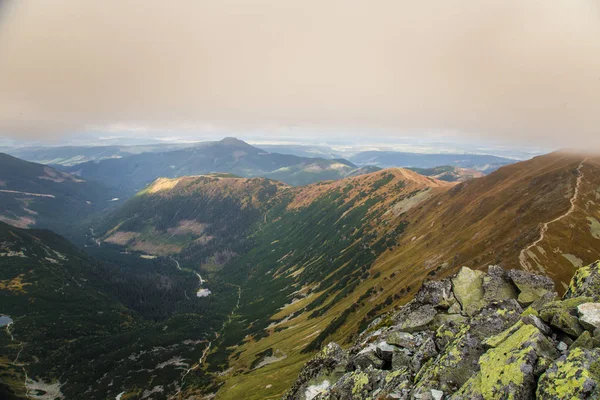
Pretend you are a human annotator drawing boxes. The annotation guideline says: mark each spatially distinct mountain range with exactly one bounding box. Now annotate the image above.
[62,138,376,195]
[1,149,599,399]
[0,153,120,239]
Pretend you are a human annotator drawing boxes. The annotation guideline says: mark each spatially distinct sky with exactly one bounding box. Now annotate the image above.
[0,1,599,149]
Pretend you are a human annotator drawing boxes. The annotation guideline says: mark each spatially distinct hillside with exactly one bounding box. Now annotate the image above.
[98,174,288,264]
[0,153,121,238]
[406,165,484,182]
[0,221,241,399]
[200,152,600,399]
[65,138,370,195]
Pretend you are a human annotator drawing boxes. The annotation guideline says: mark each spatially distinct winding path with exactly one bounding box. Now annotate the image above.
[518,160,586,271]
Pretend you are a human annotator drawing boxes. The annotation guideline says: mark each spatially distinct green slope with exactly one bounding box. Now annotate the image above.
[0,153,121,239]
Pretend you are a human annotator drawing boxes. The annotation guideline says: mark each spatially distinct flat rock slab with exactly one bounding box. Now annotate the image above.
[577,302,600,330]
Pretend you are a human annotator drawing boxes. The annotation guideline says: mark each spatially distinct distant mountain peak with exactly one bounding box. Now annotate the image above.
[218,137,251,147]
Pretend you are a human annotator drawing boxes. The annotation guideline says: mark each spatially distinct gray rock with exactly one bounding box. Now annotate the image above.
[577,302,600,330]
[416,279,456,310]
[451,267,485,316]
[482,265,518,302]
[537,348,600,399]
[521,314,552,336]
[393,302,437,333]
[410,336,438,373]
[376,341,395,362]
[431,389,443,400]
[386,331,417,350]
[283,342,349,400]
[557,341,568,352]
[351,344,385,370]
[507,269,555,306]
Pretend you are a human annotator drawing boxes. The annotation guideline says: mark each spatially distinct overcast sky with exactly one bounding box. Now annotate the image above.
[0,1,599,148]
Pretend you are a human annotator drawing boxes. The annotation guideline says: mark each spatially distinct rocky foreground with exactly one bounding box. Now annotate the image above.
[285,261,600,399]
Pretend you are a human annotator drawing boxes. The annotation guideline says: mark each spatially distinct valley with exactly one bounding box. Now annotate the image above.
[1,149,600,399]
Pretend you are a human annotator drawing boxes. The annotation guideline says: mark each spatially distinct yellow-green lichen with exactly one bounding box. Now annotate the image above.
[352,371,369,395]
[537,348,600,399]
[482,321,524,348]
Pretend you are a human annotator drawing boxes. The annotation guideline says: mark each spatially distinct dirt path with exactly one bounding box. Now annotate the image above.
[519,160,586,271]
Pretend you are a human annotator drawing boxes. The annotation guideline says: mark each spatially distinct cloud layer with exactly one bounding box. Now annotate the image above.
[0,1,599,147]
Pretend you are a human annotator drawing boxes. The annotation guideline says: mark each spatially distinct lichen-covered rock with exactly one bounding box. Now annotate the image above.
[288,263,600,400]
[412,325,484,395]
[283,343,349,400]
[539,297,592,337]
[350,344,385,370]
[577,302,600,331]
[375,341,395,362]
[521,314,552,336]
[428,313,468,332]
[467,299,522,340]
[536,347,600,399]
[483,265,518,302]
[507,269,555,306]
[393,302,437,332]
[385,331,417,350]
[451,267,485,316]
[410,335,438,373]
[452,324,558,400]
[416,279,457,310]
[564,260,600,300]
[571,330,594,350]
[315,366,391,400]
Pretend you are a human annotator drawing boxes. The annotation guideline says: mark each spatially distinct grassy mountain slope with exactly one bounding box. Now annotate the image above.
[203,152,600,399]
[0,153,120,238]
[97,174,288,265]
[66,138,368,195]
[407,165,484,182]
[171,169,453,398]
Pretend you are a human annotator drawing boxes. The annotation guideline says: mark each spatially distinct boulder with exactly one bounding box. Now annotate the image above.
[319,366,392,400]
[393,302,437,333]
[385,331,418,350]
[536,348,600,399]
[283,343,349,400]
[577,302,600,331]
[571,331,594,350]
[351,344,385,370]
[376,341,395,362]
[410,336,438,373]
[507,269,555,306]
[482,265,518,302]
[453,324,558,400]
[451,267,485,316]
[416,279,457,310]
[521,314,552,336]
[468,299,522,340]
[563,260,600,300]
[539,297,592,338]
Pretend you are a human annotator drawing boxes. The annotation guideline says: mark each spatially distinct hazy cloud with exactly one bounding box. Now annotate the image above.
[0,0,599,147]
